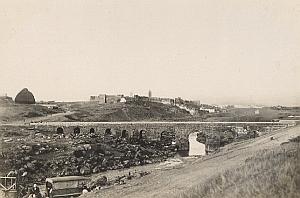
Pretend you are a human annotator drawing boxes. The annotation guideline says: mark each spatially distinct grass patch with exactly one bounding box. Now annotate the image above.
[179,137,300,198]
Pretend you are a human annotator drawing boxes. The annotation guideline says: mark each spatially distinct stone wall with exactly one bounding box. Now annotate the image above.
[31,122,291,140]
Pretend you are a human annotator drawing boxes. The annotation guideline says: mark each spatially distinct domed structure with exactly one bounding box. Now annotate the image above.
[15,88,36,104]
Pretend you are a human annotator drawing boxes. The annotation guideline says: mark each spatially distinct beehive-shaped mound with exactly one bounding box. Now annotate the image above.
[15,88,36,104]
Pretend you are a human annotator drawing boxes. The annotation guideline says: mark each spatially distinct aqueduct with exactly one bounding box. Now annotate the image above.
[30,121,293,139]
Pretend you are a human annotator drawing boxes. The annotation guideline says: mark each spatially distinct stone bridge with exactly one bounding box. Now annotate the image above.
[30,121,293,139]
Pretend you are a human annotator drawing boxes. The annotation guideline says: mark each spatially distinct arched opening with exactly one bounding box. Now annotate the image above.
[90,128,95,134]
[139,130,147,140]
[57,127,64,134]
[121,130,129,139]
[74,127,80,136]
[105,128,112,136]
[189,132,206,156]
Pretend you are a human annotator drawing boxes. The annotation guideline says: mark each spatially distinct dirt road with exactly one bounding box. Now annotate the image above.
[82,125,300,198]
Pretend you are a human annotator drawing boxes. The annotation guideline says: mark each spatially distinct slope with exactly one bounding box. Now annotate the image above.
[81,125,300,198]
[62,101,192,122]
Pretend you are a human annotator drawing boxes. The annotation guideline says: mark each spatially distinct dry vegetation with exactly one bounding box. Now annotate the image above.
[0,101,63,123]
[179,137,300,198]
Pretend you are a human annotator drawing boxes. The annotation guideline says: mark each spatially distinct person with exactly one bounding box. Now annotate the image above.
[30,184,42,198]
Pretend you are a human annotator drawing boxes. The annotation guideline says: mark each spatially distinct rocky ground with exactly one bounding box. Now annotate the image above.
[0,124,258,198]
[80,125,300,198]
[0,125,179,189]
[0,99,64,123]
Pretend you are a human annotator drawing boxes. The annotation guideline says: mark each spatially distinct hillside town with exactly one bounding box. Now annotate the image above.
[89,91,220,116]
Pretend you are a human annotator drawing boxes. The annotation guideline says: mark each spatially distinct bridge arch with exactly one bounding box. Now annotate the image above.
[56,127,64,134]
[121,130,129,139]
[139,130,147,139]
[90,128,95,134]
[74,127,80,135]
[105,128,112,136]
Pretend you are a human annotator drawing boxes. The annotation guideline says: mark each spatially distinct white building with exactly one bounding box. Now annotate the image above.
[200,108,215,113]
[120,97,126,103]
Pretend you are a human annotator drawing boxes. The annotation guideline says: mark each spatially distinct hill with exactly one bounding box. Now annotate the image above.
[180,136,300,198]
[46,101,300,122]
[0,99,63,123]
[201,107,300,122]
[1,96,300,123]
[60,101,193,122]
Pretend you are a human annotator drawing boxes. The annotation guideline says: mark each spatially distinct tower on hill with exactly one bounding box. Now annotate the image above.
[148,90,152,98]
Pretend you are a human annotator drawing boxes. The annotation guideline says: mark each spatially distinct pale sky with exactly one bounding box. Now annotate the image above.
[0,0,299,106]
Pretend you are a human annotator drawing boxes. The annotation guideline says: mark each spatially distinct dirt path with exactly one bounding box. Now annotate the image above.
[0,111,74,126]
[83,125,300,198]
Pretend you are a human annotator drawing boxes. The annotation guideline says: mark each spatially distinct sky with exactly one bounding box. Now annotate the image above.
[0,0,299,106]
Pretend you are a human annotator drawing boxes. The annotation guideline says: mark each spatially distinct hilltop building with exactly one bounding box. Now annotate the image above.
[15,88,35,104]
[150,97,175,105]
[120,97,126,103]
[90,94,124,104]
[200,107,215,113]
[148,90,152,98]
